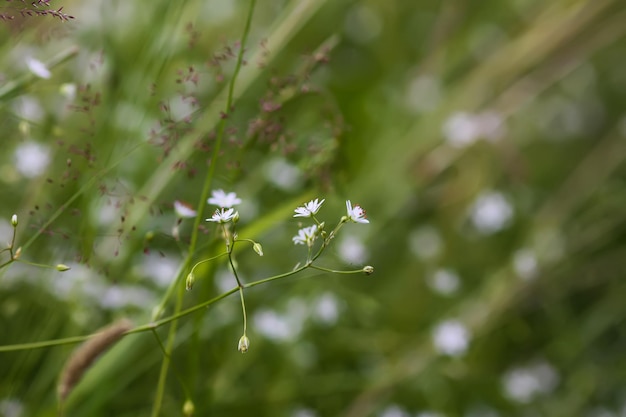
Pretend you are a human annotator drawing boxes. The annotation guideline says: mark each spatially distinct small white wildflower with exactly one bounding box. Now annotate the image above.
[206,208,237,223]
[293,198,325,218]
[345,200,369,224]
[207,189,242,208]
[174,200,197,218]
[292,225,318,247]
[26,57,51,79]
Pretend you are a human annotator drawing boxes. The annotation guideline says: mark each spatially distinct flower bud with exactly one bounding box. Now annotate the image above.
[253,242,264,257]
[13,247,22,259]
[363,265,374,275]
[232,211,240,224]
[11,214,18,227]
[56,264,71,272]
[185,272,195,291]
[238,335,250,353]
[183,399,195,416]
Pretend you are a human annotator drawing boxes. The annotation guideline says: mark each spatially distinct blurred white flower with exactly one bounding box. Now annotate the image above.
[14,141,50,178]
[254,308,302,342]
[99,285,156,310]
[26,57,51,79]
[294,198,325,218]
[338,234,368,264]
[311,292,340,325]
[207,189,241,208]
[60,83,77,99]
[513,249,538,281]
[408,225,443,260]
[469,191,513,234]
[344,4,382,44]
[378,405,410,417]
[264,158,303,191]
[174,200,197,218]
[502,361,559,403]
[443,110,506,147]
[432,319,471,357]
[428,269,461,296]
[0,398,23,417]
[406,74,441,113]
[291,408,317,417]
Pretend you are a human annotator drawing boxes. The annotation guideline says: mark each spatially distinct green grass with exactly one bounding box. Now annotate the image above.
[1,0,626,416]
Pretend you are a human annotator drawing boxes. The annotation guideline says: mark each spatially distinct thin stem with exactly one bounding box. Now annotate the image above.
[239,287,247,335]
[0,255,366,354]
[228,252,243,287]
[244,264,310,289]
[150,2,257,414]
[15,259,58,269]
[309,265,364,274]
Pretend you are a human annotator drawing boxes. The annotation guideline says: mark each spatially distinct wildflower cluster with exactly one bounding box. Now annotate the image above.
[185,191,373,353]
[292,199,370,262]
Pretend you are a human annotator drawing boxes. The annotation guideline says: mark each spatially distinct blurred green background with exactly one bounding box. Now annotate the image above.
[1,0,626,416]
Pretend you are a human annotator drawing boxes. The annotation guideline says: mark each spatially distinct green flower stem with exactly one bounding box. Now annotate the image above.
[151,1,257,414]
[228,254,243,288]
[151,329,192,402]
[244,264,310,289]
[309,265,364,274]
[239,287,248,335]
[0,259,14,270]
[0,256,366,354]
[15,260,58,269]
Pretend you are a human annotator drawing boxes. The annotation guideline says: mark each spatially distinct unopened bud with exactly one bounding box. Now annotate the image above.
[232,211,240,224]
[11,214,18,227]
[253,242,264,257]
[145,231,155,242]
[183,399,195,416]
[13,247,22,259]
[363,265,374,275]
[185,272,195,291]
[238,335,250,353]
[56,264,71,272]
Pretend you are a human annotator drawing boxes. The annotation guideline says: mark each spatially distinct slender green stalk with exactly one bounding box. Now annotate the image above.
[150,1,257,415]
[0,253,366,354]
[239,287,248,335]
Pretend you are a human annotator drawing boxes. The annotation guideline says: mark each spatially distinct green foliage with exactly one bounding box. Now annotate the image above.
[1,0,626,416]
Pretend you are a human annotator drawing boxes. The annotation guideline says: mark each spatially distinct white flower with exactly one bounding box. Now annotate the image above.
[346,200,369,224]
[173,200,197,218]
[206,208,237,223]
[26,57,51,79]
[207,189,242,208]
[292,225,318,246]
[293,198,325,218]
[432,319,471,357]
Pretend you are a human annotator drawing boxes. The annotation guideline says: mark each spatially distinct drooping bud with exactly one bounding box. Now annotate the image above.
[185,272,195,291]
[238,335,250,353]
[183,399,195,416]
[253,242,264,257]
[56,264,71,272]
[363,265,374,275]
